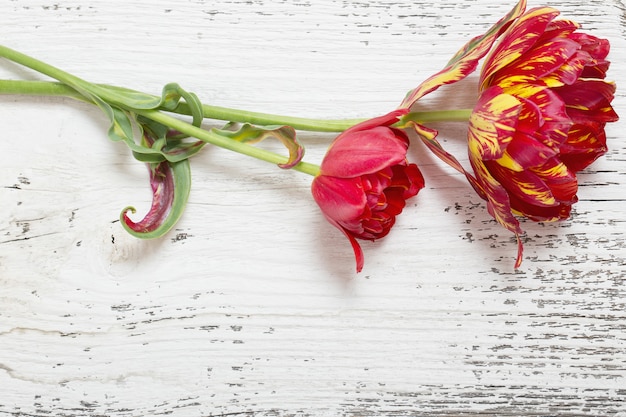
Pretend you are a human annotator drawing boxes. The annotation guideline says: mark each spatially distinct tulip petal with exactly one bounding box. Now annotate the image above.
[573,33,611,79]
[507,192,573,222]
[393,163,426,199]
[488,156,577,215]
[319,110,410,178]
[340,224,365,273]
[543,19,579,38]
[406,121,486,199]
[467,87,528,267]
[499,132,558,171]
[468,87,522,161]
[535,158,578,204]
[320,126,409,178]
[487,162,557,208]
[559,123,608,172]
[399,0,526,108]
[491,38,580,88]
[470,153,524,267]
[409,123,462,172]
[311,175,366,225]
[571,32,610,61]
[344,109,409,133]
[481,7,560,87]
[507,85,571,149]
[556,80,619,123]
[311,175,367,273]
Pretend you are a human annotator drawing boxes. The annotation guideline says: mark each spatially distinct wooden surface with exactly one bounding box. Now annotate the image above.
[1,0,624,415]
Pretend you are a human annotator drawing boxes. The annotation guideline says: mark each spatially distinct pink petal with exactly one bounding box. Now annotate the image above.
[320,126,409,178]
[311,175,366,225]
[342,109,408,134]
[340,222,365,273]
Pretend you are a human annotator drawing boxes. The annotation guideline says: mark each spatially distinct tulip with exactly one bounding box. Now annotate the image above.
[311,109,425,272]
[399,0,617,267]
[467,7,618,266]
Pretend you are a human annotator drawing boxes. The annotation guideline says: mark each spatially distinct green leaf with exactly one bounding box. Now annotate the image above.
[89,83,208,163]
[90,84,162,109]
[137,116,207,163]
[100,105,171,161]
[159,83,204,127]
[213,122,304,169]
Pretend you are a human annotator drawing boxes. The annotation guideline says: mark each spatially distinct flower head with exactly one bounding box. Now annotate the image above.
[311,109,425,272]
[467,7,618,266]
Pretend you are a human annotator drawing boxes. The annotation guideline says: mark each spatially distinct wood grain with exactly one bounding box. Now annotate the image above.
[1,0,624,415]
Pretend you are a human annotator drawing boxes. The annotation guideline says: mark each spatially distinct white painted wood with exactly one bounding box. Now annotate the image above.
[0,0,624,415]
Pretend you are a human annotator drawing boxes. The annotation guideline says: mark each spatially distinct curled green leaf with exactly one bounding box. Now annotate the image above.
[213,122,304,169]
[91,82,207,164]
[136,116,207,163]
[159,83,204,127]
[103,105,173,162]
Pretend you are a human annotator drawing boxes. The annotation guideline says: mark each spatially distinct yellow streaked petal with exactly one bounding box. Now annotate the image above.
[496,151,524,171]
[468,88,521,160]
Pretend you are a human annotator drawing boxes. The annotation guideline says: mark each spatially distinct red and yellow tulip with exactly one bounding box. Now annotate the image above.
[468,6,618,266]
[402,0,617,267]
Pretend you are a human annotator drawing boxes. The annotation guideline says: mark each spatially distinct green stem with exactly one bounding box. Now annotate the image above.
[0,79,85,99]
[0,44,472,177]
[135,108,321,176]
[0,45,100,102]
[0,79,473,130]
[0,46,473,129]
[401,108,473,124]
[0,80,320,175]
[175,102,366,132]
[0,46,319,175]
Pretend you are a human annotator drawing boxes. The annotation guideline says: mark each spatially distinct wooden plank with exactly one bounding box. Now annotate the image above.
[0,0,624,415]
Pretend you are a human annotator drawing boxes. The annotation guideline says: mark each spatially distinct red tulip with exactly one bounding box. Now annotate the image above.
[311,109,425,272]
[465,6,618,266]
